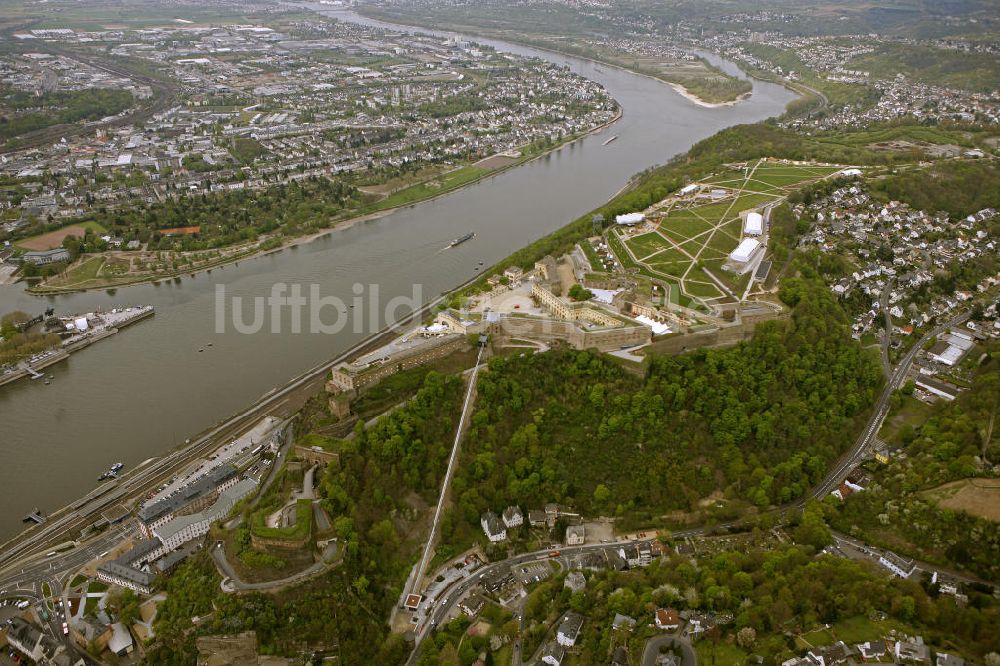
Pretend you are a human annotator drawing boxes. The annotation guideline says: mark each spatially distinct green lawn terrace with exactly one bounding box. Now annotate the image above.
[614,159,846,309]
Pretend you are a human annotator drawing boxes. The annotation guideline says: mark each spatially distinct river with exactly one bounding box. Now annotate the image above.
[0,10,797,540]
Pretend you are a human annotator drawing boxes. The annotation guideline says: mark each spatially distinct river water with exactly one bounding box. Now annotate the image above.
[0,11,796,540]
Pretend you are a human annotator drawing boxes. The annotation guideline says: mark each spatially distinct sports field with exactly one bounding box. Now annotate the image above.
[611,159,845,307]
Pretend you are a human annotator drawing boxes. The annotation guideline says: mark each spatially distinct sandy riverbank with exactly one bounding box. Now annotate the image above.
[666,82,753,108]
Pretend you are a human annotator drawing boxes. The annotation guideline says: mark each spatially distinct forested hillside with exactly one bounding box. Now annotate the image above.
[444,278,881,544]
[869,160,1000,219]
[145,372,465,663]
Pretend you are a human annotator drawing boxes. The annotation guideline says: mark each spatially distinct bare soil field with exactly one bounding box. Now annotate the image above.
[922,478,1000,522]
[18,224,93,250]
[473,154,519,170]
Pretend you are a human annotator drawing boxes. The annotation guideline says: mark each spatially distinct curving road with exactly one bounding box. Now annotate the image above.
[642,634,696,666]
[810,311,968,501]
[212,540,339,593]
[407,312,972,663]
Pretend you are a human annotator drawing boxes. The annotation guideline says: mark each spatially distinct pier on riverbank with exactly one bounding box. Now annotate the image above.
[0,305,154,388]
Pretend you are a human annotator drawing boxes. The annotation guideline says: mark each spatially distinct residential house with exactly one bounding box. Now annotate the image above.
[855,640,886,661]
[69,616,112,652]
[566,525,585,546]
[637,541,653,565]
[936,654,964,666]
[480,568,514,593]
[808,641,852,666]
[541,642,566,666]
[459,593,487,617]
[556,612,584,647]
[108,623,134,657]
[612,613,636,631]
[528,509,547,527]
[480,511,507,543]
[879,552,916,578]
[619,544,642,568]
[895,636,930,664]
[544,503,559,527]
[655,608,680,631]
[502,505,523,529]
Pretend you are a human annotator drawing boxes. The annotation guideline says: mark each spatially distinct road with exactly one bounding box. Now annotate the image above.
[405,313,972,663]
[0,269,970,662]
[642,634,696,666]
[810,311,969,500]
[212,540,340,593]
[830,531,993,587]
[0,521,137,664]
[404,525,707,666]
[0,42,179,155]
[879,279,894,377]
[0,278,479,577]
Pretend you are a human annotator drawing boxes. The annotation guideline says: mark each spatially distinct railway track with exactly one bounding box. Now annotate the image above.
[0,43,180,154]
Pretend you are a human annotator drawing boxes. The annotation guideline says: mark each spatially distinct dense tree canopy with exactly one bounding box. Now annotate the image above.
[445,278,881,545]
[832,351,1000,581]
[147,372,464,663]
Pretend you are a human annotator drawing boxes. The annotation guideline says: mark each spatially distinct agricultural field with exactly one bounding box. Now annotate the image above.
[920,478,1000,522]
[612,159,844,308]
[0,0,270,31]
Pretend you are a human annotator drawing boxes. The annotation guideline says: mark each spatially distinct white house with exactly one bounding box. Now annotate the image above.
[481,511,507,543]
[879,552,916,578]
[502,505,523,528]
[566,524,585,545]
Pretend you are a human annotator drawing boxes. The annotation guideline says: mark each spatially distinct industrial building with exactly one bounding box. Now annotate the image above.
[21,248,71,265]
[99,478,257,593]
[326,332,467,394]
[149,417,279,504]
[96,538,162,594]
[927,330,975,367]
[730,238,761,263]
